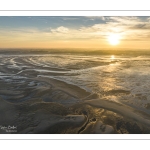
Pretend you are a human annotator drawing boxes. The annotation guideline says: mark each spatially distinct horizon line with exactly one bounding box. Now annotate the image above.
[0,48,150,51]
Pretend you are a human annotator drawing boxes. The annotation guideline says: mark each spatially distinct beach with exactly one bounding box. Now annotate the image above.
[0,49,150,134]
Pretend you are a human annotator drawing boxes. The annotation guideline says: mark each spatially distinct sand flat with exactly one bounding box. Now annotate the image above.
[0,51,150,133]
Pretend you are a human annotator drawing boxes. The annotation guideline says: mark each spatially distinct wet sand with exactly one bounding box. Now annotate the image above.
[0,76,149,134]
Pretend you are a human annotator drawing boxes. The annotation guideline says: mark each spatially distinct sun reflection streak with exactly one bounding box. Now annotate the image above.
[110,55,115,60]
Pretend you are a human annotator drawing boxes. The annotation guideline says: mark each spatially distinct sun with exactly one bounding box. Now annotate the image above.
[108,34,120,45]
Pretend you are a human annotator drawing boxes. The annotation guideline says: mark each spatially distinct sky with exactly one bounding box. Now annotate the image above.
[0,16,150,49]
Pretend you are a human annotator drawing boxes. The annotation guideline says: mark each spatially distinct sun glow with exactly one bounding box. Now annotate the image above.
[108,34,120,45]
[110,55,115,60]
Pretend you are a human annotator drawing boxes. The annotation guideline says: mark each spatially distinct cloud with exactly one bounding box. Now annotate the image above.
[85,16,106,21]
[105,17,150,30]
[108,16,140,24]
[147,17,150,22]
[51,26,69,33]
[88,17,150,40]
[1,17,150,45]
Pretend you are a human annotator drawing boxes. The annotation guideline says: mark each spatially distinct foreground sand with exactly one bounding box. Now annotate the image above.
[0,76,150,134]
